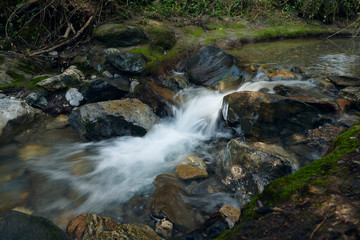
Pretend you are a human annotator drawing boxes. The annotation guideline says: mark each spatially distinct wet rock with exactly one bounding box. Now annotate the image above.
[185,46,242,87]
[71,55,92,70]
[25,92,48,109]
[66,213,118,240]
[315,77,338,92]
[18,145,51,161]
[338,86,360,110]
[327,75,360,87]
[88,224,161,240]
[222,91,321,139]
[85,78,129,103]
[286,95,339,113]
[0,210,70,240]
[132,78,177,116]
[336,98,351,115]
[219,139,295,204]
[306,125,344,155]
[269,70,295,80]
[161,73,189,91]
[219,204,241,228]
[69,99,159,141]
[146,26,176,51]
[150,174,204,231]
[0,99,39,143]
[176,156,209,180]
[290,66,305,74]
[93,24,146,47]
[273,85,299,96]
[65,88,84,107]
[155,219,173,238]
[45,114,69,130]
[107,53,146,74]
[37,66,84,91]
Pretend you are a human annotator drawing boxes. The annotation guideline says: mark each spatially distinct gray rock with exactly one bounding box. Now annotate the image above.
[0,210,70,240]
[0,98,39,143]
[339,86,360,110]
[65,88,84,107]
[327,75,360,87]
[37,66,84,91]
[107,53,146,74]
[93,24,146,47]
[25,92,48,109]
[0,53,35,85]
[69,99,159,141]
[85,78,129,103]
[185,46,243,87]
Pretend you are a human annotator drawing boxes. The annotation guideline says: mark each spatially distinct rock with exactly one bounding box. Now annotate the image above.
[71,55,92,70]
[286,95,339,113]
[88,224,161,240]
[336,98,351,115]
[0,99,39,143]
[48,51,58,57]
[45,114,69,130]
[327,75,360,87]
[219,204,241,228]
[185,46,242,87]
[43,91,73,115]
[93,24,146,47]
[338,86,360,110]
[155,219,173,239]
[0,210,70,240]
[66,213,118,240]
[37,66,84,91]
[175,156,208,180]
[107,53,146,74]
[18,145,51,161]
[85,78,129,103]
[269,70,295,80]
[146,26,176,51]
[222,91,321,139]
[161,73,189,91]
[65,88,84,107]
[25,92,48,109]
[101,70,113,79]
[150,174,204,231]
[290,66,305,74]
[273,85,300,96]
[69,99,159,141]
[219,139,295,204]
[306,125,344,155]
[0,53,36,85]
[132,78,177,116]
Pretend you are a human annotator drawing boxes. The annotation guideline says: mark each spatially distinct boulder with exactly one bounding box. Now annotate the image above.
[65,88,84,107]
[175,156,208,180]
[107,53,146,74]
[24,92,48,109]
[88,224,161,240]
[85,78,129,103]
[222,91,321,139]
[269,70,295,81]
[37,66,84,91]
[0,99,39,143]
[93,24,146,47]
[150,174,204,231]
[185,46,242,87]
[161,73,189,91]
[219,139,295,204]
[327,75,360,87]
[146,26,176,51]
[0,210,70,240]
[69,99,159,141]
[338,86,360,110]
[66,213,118,240]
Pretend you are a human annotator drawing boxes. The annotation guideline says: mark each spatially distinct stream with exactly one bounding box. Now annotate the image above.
[1,37,360,231]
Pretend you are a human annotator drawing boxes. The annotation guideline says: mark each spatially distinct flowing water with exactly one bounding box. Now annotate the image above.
[1,37,360,229]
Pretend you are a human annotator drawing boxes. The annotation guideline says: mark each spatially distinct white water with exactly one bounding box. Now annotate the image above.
[31,87,231,214]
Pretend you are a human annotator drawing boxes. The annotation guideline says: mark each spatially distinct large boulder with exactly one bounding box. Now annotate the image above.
[219,139,296,205]
[107,53,146,74]
[88,224,161,240]
[0,99,39,143]
[327,75,360,88]
[37,66,84,92]
[69,99,159,141]
[185,46,243,87]
[93,24,146,47]
[85,78,129,103]
[222,91,322,139]
[146,26,176,51]
[0,210,70,240]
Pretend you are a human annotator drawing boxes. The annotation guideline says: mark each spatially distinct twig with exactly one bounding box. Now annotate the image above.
[310,217,327,239]
[327,16,360,38]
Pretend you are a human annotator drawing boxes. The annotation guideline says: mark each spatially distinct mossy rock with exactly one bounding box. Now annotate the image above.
[146,26,176,51]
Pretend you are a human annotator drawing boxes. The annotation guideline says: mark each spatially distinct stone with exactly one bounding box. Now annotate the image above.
[48,51,58,57]
[45,114,69,130]
[101,70,113,78]
[336,98,351,115]
[161,73,189,91]
[176,156,209,180]
[72,55,92,70]
[43,91,73,115]
[222,91,322,139]
[306,125,344,155]
[219,205,241,228]
[0,210,70,240]
[185,46,242,87]
[107,53,146,74]
[93,24,146,47]
[37,66,85,91]
[18,145,51,161]
[85,78,129,103]
[66,213,118,240]
[24,92,48,109]
[150,174,204,231]
[146,26,176,51]
[327,75,360,87]
[269,70,295,80]
[0,53,36,85]
[0,99,39,143]
[69,99,159,141]
[338,86,360,110]
[88,224,161,240]
[65,88,84,107]
[155,219,173,238]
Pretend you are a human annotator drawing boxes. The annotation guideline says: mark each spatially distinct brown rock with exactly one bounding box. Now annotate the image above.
[66,213,118,240]
[18,145,51,161]
[89,224,161,240]
[219,205,241,227]
[176,165,209,180]
[155,219,173,238]
[336,99,351,115]
[269,70,294,80]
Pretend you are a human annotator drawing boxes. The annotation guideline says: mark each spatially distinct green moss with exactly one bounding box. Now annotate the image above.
[7,71,26,82]
[27,76,49,89]
[184,26,205,38]
[0,55,5,65]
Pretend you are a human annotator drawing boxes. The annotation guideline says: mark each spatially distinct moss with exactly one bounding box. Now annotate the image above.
[0,55,5,65]
[184,26,205,38]
[7,71,26,82]
[26,76,49,89]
